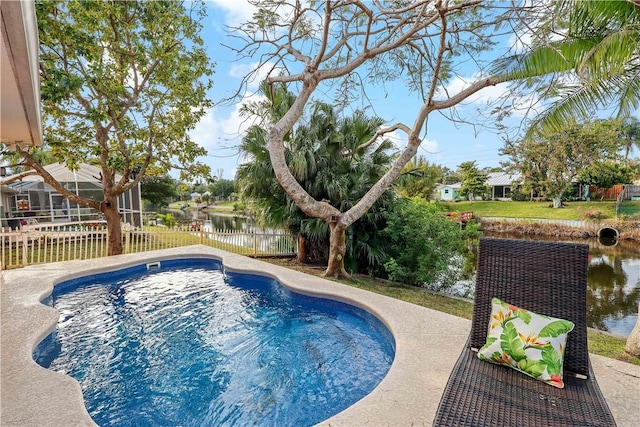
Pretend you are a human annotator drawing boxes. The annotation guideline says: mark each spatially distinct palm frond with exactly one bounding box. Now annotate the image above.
[580,25,640,79]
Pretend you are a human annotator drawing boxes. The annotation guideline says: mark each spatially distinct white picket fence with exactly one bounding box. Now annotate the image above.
[1,225,298,270]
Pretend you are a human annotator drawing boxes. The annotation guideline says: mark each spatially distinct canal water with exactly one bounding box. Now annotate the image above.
[167,208,278,233]
[165,209,639,338]
[481,232,639,338]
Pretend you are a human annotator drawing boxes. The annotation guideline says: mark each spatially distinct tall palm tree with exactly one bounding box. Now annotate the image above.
[495,0,640,132]
[497,0,640,358]
[620,116,640,159]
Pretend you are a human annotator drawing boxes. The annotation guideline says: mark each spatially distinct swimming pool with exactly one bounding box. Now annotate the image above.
[34,258,395,426]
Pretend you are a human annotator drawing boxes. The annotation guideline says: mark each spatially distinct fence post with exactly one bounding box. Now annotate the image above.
[253,233,257,255]
[124,231,131,254]
[200,229,204,244]
[22,231,28,267]
[0,228,4,270]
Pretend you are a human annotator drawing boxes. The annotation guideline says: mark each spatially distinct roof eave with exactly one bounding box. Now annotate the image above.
[0,0,43,148]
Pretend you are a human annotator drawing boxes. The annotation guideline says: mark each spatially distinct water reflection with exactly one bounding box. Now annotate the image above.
[484,232,640,338]
[587,253,640,336]
[165,209,254,231]
[163,209,291,252]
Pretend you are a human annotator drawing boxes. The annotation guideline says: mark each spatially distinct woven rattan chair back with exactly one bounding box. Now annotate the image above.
[469,237,590,377]
[433,238,616,426]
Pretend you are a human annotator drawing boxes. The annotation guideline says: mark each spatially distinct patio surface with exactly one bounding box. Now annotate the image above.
[1,245,639,426]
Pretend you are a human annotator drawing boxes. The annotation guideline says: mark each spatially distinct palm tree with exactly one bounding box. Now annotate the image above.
[620,116,640,159]
[237,99,396,274]
[496,0,640,356]
[495,0,640,133]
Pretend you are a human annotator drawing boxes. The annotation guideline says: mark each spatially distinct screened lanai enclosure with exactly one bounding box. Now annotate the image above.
[0,163,142,228]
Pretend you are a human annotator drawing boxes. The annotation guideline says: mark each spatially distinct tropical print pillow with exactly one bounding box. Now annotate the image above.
[477,297,575,388]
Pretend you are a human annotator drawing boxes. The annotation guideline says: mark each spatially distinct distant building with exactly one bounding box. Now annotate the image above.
[436,183,462,201]
[486,172,521,200]
[1,163,142,227]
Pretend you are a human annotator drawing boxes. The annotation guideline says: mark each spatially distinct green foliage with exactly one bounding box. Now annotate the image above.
[156,213,176,228]
[502,119,623,207]
[394,156,445,199]
[578,161,633,199]
[457,161,488,200]
[495,0,640,132]
[33,0,214,191]
[620,117,640,159]
[509,187,529,202]
[208,179,236,200]
[238,88,397,271]
[442,173,462,185]
[232,201,248,214]
[381,197,477,291]
[141,175,179,208]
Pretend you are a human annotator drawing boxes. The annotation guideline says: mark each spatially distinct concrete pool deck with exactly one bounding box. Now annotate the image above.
[1,245,639,426]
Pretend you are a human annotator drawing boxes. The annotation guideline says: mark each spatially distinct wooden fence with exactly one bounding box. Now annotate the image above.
[590,184,624,200]
[1,225,298,270]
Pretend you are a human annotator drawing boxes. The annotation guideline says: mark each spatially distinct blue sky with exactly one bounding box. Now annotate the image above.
[189,1,542,180]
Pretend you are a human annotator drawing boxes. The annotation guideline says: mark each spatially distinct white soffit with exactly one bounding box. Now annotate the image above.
[1,0,42,147]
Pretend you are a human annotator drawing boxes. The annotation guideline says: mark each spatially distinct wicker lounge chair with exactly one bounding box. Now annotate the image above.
[433,237,616,427]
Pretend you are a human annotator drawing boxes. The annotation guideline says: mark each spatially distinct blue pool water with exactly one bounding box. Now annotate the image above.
[34,258,395,426]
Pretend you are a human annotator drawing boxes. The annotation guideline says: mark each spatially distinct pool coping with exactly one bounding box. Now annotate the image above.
[1,245,639,426]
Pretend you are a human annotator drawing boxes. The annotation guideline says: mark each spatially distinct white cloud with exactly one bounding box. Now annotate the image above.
[228,63,254,79]
[508,31,533,54]
[190,92,267,179]
[383,128,439,155]
[440,74,509,104]
[422,138,439,153]
[206,0,256,27]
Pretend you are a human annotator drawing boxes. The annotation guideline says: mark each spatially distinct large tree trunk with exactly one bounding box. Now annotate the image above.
[323,223,350,278]
[625,302,640,358]
[552,195,563,208]
[101,197,123,256]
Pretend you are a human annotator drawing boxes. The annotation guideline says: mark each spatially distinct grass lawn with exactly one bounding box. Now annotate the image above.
[265,258,639,366]
[168,201,193,209]
[205,201,235,212]
[618,200,640,217]
[167,200,236,212]
[442,200,617,220]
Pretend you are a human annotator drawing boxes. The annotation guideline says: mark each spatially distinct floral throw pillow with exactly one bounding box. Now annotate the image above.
[477,297,575,388]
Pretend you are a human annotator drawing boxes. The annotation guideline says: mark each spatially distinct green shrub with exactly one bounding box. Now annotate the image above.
[156,213,176,228]
[510,187,528,201]
[233,201,247,213]
[381,197,479,292]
